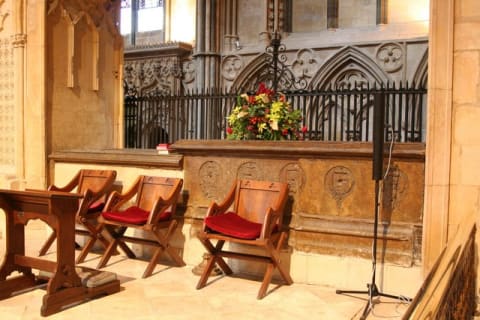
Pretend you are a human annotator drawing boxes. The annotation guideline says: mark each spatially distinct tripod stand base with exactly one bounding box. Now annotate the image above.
[336,284,411,320]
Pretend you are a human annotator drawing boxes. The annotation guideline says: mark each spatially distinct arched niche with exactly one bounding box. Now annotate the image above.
[310,45,389,90]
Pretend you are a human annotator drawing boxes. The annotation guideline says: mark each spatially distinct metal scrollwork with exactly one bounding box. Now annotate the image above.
[251,31,307,92]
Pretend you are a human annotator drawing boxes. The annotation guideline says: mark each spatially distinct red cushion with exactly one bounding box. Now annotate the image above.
[204,212,262,239]
[87,200,105,213]
[102,206,172,225]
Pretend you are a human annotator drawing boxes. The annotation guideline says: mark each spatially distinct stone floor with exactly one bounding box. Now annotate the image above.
[0,222,410,320]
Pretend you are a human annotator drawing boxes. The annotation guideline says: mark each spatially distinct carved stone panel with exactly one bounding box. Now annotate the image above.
[176,140,424,266]
[325,165,355,209]
[0,37,15,170]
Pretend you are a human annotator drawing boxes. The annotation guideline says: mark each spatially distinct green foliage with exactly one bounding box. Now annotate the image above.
[226,84,306,140]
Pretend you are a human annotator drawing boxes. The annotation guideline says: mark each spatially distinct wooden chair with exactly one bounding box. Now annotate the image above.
[95,175,185,278]
[196,179,293,299]
[39,169,117,264]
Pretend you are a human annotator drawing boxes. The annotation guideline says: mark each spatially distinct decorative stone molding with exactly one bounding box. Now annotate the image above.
[221,55,243,81]
[0,37,15,169]
[0,0,8,33]
[172,140,425,266]
[280,162,305,195]
[383,164,408,213]
[183,60,196,84]
[237,161,262,180]
[11,34,26,48]
[124,57,181,95]
[335,69,369,89]
[48,0,121,41]
[124,42,192,95]
[292,48,319,81]
[324,165,355,209]
[376,42,404,73]
[199,160,223,200]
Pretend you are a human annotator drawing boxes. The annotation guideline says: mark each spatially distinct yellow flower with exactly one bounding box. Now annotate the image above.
[255,93,270,104]
[237,111,248,118]
[270,120,279,131]
[258,122,267,133]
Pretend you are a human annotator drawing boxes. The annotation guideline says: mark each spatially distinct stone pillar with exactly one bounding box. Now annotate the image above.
[222,0,238,52]
[194,0,221,89]
[422,0,454,275]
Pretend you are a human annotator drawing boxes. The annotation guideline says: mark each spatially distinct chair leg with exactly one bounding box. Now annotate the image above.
[39,231,56,256]
[76,236,97,264]
[81,219,112,249]
[256,234,294,299]
[198,237,232,274]
[118,241,136,258]
[151,221,186,268]
[272,232,293,285]
[97,238,119,269]
[111,226,136,258]
[76,222,116,264]
[196,253,219,290]
[258,263,275,299]
[143,246,164,278]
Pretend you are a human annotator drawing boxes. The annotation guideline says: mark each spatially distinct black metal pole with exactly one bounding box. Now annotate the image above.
[270,31,281,93]
[335,92,411,319]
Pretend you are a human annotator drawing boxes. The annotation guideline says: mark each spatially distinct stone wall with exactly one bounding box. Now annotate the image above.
[46,1,123,152]
[172,140,425,267]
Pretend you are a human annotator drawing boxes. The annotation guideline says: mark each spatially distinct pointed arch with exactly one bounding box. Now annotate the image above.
[230,53,270,92]
[412,48,428,88]
[310,46,390,90]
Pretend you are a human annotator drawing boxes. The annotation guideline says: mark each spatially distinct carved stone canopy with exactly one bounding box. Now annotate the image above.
[123,42,193,95]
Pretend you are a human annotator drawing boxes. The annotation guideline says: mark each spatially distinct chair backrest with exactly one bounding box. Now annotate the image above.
[135,176,183,212]
[234,180,289,226]
[77,170,117,198]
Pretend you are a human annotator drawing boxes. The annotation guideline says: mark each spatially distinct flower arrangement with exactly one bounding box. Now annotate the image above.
[226,83,306,140]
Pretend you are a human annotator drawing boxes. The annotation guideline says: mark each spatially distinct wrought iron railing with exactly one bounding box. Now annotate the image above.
[123,82,426,148]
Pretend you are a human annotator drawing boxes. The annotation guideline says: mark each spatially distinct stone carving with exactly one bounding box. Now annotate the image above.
[237,161,261,180]
[335,69,369,89]
[199,161,222,200]
[221,55,243,81]
[11,34,26,48]
[0,37,15,168]
[376,43,404,73]
[0,0,8,33]
[280,163,305,195]
[183,60,195,84]
[383,164,408,212]
[325,166,355,208]
[48,0,120,40]
[124,57,181,95]
[292,48,319,81]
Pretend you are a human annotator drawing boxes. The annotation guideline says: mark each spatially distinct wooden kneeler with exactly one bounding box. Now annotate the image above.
[196,179,293,299]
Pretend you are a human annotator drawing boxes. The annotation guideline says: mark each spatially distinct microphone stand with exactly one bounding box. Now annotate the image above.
[336,178,409,319]
[335,92,411,319]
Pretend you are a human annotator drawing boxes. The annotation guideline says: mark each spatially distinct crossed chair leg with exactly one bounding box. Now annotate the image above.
[196,232,293,299]
[97,220,186,278]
